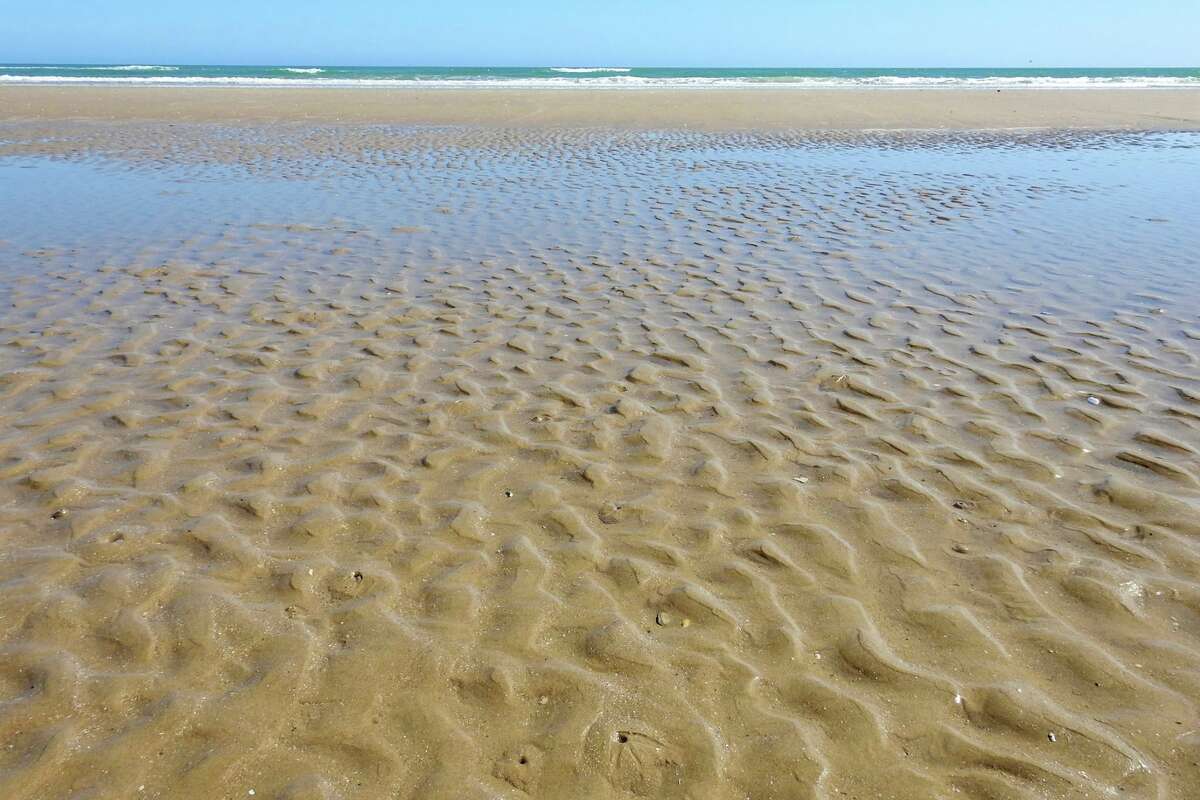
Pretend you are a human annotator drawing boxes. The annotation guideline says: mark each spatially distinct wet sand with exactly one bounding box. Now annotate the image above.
[2,85,1200,129]
[1,118,1200,800]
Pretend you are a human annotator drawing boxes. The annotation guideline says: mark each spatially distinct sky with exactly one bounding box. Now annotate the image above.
[3,0,1197,67]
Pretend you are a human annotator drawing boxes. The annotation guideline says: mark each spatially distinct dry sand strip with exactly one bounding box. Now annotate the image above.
[2,85,1199,129]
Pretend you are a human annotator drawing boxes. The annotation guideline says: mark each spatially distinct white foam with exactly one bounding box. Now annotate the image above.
[283,68,324,74]
[0,74,1195,89]
[550,67,632,73]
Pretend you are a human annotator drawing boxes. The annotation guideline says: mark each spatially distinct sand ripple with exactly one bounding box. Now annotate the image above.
[1,124,1199,799]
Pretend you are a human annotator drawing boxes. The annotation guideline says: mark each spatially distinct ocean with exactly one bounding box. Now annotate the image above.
[1,64,1197,88]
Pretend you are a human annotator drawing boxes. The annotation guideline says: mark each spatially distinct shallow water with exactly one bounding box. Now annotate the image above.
[1,124,1199,799]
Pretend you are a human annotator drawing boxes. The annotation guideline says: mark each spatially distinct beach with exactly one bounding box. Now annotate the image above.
[2,88,1200,799]
[3,85,1200,128]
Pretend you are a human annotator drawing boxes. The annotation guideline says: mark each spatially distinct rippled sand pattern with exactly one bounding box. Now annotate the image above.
[2,125,1200,800]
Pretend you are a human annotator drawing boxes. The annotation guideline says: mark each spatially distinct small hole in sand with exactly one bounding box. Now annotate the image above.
[518,756,528,765]
[616,733,629,744]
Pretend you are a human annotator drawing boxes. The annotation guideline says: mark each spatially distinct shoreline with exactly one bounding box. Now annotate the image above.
[3,94,1200,799]
[3,85,1199,129]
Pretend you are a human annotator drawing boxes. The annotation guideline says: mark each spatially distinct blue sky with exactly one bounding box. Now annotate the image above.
[3,0,1197,66]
